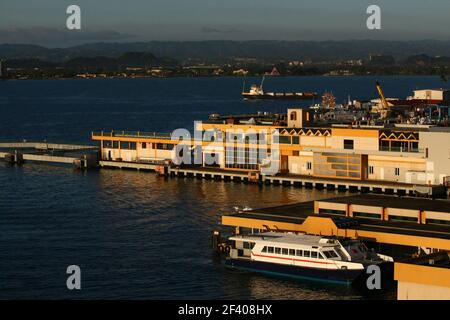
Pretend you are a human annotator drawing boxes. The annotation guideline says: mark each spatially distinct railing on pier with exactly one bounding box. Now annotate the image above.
[92,130,173,140]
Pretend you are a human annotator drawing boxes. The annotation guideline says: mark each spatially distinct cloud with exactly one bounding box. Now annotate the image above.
[201,27,243,34]
[0,27,134,47]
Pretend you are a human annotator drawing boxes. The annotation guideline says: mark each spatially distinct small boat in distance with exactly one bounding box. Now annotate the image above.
[225,232,393,285]
[242,76,317,100]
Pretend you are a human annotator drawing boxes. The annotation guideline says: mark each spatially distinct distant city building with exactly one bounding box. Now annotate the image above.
[232,69,249,76]
[267,67,280,76]
[413,89,450,103]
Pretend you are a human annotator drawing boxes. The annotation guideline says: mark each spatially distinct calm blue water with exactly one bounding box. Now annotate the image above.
[0,76,445,299]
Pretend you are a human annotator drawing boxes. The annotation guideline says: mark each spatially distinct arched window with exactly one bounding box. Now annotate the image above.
[290,111,297,121]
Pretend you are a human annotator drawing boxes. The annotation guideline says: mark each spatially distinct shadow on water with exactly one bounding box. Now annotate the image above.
[212,254,396,300]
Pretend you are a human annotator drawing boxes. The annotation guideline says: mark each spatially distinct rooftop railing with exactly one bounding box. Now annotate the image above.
[379,146,424,153]
[92,130,173,140]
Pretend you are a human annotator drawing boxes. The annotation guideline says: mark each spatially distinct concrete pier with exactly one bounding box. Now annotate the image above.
[90,160,447,197]
[0,141,99,169]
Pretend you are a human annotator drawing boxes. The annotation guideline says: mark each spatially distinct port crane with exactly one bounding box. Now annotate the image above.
[375,81,391,119]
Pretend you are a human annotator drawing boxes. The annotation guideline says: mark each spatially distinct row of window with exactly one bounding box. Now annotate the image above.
[103,141,137,150]
[368,166,401,176]
[102,141,176,151]
[277,136,300,145]
[225,133,267,144]
[262,246,326,259]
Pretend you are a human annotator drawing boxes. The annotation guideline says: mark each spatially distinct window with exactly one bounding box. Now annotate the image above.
[311,251,318,259]
[318,253,324,259]
[303,250,311,258]
[395,168,400,176]
[369,166,374,174]
[322,250,339,259]
[243,242,255,249]
[290,111,297,121]
[113,141,119,149]
[292,136,299,144]
[296,250,303,257]
[275,247,281,254]
[142,142,147,149]
[278,136,292,144]
[289,249,296,256]
[389,215,417,223]
[156,143,175,150]
[426,219,450,226]
[262,246,267,253]
[120,141,130,149]
[318,208,346,215]
[282,248,288,255]
[267,247,274,253]
[353,212,381,219]
[293,151,299,156]
[307,162,312,170]
[344,139,354,150]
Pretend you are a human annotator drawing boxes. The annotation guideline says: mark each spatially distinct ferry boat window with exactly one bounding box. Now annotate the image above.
[275,247,281,254]
[262,246,267,253]
[289,249,295,256]
[296,250,303,257]
[318,253,325,259]
[323,250,339,259]
[267,247,274,253]
[243,242,250,249]
[142,142,147,149]
[311,251,318,259]
[303,250,311,258]
[282,248,288,255]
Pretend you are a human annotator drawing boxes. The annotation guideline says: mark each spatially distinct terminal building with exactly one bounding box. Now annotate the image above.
[92,108,450,192]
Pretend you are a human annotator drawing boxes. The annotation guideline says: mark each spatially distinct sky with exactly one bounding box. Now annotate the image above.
[1,0,450,46]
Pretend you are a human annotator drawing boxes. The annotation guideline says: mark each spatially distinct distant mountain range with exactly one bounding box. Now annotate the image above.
[3,40,450,63]
[4,51,178,70]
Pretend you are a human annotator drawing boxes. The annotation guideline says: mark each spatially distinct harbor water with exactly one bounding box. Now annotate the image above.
[0,76,445,299]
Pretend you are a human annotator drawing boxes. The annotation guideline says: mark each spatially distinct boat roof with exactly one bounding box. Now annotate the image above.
[230,232,339,248]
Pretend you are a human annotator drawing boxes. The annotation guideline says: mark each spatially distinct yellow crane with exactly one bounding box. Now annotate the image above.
[375,81,391,119]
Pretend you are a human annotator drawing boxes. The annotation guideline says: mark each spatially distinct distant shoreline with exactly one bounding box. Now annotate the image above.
[1,74,445,81]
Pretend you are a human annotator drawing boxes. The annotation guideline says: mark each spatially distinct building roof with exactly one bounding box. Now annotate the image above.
[318,194,450,213]
[230,232,336,247]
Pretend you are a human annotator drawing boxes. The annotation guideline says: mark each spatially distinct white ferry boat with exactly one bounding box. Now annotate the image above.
[225,232,393,284]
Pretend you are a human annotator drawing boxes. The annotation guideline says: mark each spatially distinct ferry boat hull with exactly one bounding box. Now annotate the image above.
[225,257,363,284]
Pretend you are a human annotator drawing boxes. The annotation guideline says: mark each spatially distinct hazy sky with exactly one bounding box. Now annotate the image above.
[1,0,450,46]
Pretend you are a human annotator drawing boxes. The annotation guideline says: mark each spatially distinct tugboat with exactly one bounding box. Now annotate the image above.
[225,232,393,285]
[241,76,317,100]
